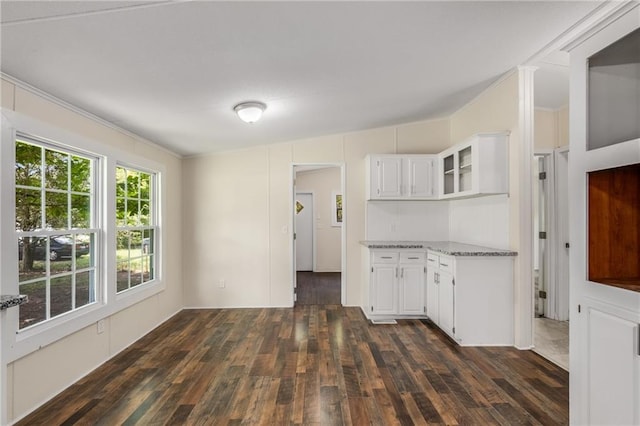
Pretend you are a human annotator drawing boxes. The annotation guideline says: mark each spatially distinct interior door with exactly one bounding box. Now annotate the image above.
[295,192,313,271]
[555,149,570,321]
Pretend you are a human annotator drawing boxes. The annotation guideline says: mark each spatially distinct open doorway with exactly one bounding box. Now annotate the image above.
[292,164,345,305]
[533,149,570,370]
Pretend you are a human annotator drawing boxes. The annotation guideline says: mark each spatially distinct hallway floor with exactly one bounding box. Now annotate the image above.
[533,317,569,371]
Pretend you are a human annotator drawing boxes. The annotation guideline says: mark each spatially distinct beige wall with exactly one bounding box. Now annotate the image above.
[296,167,342,272]
[534,106,570,151]
[2,77,184,423]
[182,119,450,308]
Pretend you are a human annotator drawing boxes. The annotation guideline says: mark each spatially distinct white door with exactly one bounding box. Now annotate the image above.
[586,305,640,425]
[371,265,397,315]
[408,157,435,197]
[438,270,455,337]
[377,157,403,198]
[295,193,313,271]
[554,149,570,321]
[399,265,425,314]
[426,267,439,323]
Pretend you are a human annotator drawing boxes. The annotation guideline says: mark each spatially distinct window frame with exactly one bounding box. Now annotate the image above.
[1,110,165,363]
[114,164,159,295]
[15,135,101,330]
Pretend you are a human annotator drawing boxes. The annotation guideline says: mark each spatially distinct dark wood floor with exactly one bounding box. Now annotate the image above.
[18,307,569,425]
[296,271,341,305]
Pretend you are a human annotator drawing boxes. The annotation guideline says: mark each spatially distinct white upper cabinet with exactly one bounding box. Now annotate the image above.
[439,132,509,199]
[367,155,437,200]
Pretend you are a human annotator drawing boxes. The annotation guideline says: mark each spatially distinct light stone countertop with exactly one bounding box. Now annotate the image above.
[360,241,517,257]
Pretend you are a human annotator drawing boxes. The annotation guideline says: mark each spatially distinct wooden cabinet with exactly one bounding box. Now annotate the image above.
[426,250,514,345]
[367,155,437,200]
[368,250,426,317]
[439,132,508,199]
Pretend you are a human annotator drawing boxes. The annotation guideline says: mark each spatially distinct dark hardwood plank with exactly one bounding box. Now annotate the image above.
[17,307,569,425]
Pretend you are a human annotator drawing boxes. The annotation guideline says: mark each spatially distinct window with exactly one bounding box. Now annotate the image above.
[15,137,98,329]
[115,166,156,292]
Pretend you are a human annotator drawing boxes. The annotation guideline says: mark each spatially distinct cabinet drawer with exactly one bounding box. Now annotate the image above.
[426,252,439,266]
[438,255,454,273]
[373,252,399,263]
[400,252,425,263]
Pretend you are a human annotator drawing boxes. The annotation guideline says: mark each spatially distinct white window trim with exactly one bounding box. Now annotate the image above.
[114,164,159,294]
[1,109,166,363]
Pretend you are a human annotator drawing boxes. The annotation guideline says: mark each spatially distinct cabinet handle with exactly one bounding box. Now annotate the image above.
[408,257,419,259]
[396,268,398,278]
[440,263,448,267]
[401,268,404,278]
[381,256,393,259]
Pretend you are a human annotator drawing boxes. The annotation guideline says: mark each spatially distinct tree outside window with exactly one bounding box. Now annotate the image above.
[15,138,97,329]
[115,166,156,292]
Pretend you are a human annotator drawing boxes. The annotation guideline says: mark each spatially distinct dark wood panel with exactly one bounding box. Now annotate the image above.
[17,307,569,425]
[589,163,640,292]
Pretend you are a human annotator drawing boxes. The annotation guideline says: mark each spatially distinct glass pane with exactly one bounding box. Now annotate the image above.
[45,149,68,190]
[70,156,91,193]
[71,194,91,228]
[50,274,72,318]
[116,197,126,227]
[19,280,46,329]
[49,235,73,273]
[140,173,150,200]
[127,199,139,226]
[143,229,154,255]
[76,270,95,308]
[15,188,41,231]
[15,141,42,187]
[140,200,150,225]
[46,191,68,229]
[18,237,46,282]
[127,170,139,198]
[143,255,154,282]
[117,230,130,253]
[130,230,142,255]
[116,167,127,197]
[75,233,93,268]
[117,262,129,292]
[130,270,143,288]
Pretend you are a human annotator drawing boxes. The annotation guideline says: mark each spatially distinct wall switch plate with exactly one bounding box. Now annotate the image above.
[219,279,226,288]
[97,319,105,334]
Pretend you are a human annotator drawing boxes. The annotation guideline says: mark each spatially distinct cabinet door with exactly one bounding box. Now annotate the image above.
[438,270,455,337]
[399,265,425,314]
[376,157,403,198]
[426,267,439,323]
[586,306,640,425]
[371,265,397,315]
[407,157,435,198]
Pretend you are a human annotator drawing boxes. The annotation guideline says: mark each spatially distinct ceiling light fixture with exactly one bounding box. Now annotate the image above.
[234,101,267,123]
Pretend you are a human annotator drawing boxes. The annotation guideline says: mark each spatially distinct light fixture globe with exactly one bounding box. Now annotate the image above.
[234,101,266,123]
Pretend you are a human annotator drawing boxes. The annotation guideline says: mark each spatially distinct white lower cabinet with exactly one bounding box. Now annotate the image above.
[369,250,425,317]
[583,301,640,425]
[426,250,514,346]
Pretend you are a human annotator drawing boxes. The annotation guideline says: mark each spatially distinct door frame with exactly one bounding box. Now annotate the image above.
[533,146,570,324]
[294,191,316,272]
[290,163,346,305]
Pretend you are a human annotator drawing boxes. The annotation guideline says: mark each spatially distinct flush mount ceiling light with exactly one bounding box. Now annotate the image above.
[233,101,267,123]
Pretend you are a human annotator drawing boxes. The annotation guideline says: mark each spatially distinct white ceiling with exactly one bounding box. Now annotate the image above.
[1,1,600,157]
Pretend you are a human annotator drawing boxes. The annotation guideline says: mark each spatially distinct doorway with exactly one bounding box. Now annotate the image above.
[292,164,345,305]
[532,149,570,370]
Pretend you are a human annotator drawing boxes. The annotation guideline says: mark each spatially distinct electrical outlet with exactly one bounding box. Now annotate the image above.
[219,279,226,288]
[97,319,105,334]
